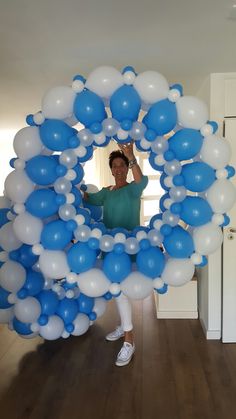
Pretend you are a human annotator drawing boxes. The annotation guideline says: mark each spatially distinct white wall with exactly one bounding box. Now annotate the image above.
[0,130,18,195]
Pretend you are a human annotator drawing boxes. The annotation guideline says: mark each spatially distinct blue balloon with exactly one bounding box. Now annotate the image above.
[143,99,177,135]
[75,206,91,224]
[22,270,44,296]
[149,152,164,172]
[67,242,97,273]
[136,140,149,152]
[163,225,194,258]
[197,255,208,267]
[0,208,9,227]
[93,136,110,148]
[159,193,170,213]
[73,90,106,127]
[9,244,38,268]
[77,145,93,163]
[13,317,32,335]
[26,114,36,126]
[170,84,183,95]
[40,119,76,151]
[0,286,12,309]
[222,214,230,227]
[38,290,59,315]
[83,200,102,221]
[136,247,165,278]
[103,251,131,283]
[71,164,84,185]
[26,188,59,218]
[56,297,78,324]
[110,85,141,122]
[160,173,170,191]
[110,228,128,237]
[41,220,72,250]
[180,196,213,226]
[149,213,162,229]
[113,134,132,145]
[168,129,203,160]
[182,162,215,192]
[156,283,168,294]
[71,187,83,207]
[25,155,58,185]
[226,165,235,179]
[77,293,94,314]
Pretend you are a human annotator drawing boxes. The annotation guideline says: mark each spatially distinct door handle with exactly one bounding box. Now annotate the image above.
[228,227,236,234]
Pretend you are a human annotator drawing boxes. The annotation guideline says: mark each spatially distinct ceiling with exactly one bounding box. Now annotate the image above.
[1,0,236,131]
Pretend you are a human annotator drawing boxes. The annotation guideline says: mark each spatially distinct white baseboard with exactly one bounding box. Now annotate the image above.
[156,310,198,319]
[199,317,221,340]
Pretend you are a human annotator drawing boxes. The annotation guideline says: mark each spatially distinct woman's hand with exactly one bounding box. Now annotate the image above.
[118,140,143,183]
[118,141,135,161]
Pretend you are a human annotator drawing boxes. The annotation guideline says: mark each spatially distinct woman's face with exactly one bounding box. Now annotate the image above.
[111,157,128,182]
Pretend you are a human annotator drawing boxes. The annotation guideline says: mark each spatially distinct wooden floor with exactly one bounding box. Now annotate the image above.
[1,296,236,419]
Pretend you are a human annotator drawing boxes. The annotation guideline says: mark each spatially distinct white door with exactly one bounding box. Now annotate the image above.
[222,118,236,342]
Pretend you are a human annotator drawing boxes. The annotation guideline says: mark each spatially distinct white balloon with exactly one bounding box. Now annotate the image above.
[99,235,114,252]
[39,250,70,279]
[58,203,76,221]
[86,66,123,98]
[93,297,107,318]
[0,221,22,251]
[153,277,164,289]
[74,225,91,242]
[0,307,14,323]
[77,268,110,297]
[4,170,35,203]
[129,121,146,140]
[206,179,236,213]
[13,126,43,160]
[59,150,77,169]
[72,313,90,336]
[162,210,179,226]
[39,315,64,340]
[13,212,43,245]
[169,186,186,202]
[121,272,153,300]
[54,177,72,194]
[200,135,231,169]
[125,237,139,255]
[14,297,41,323]
[147,229,163,246]
[161,258,195,286]
[193,222,223,255]
[151,137,168,154]
[0,260,26,292]
[84,184,99,193]
[176,96,208,129]
[102,118,120,137]
[164,159,182,176]
[42,86,76,119]
[78,129,93,146]
[134,71,169,104]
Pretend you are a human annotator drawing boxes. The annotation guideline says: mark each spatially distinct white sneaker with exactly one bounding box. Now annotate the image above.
[105,326,124,341]
[115,342,135,367]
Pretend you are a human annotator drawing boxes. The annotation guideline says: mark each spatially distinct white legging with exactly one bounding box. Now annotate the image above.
[115,293,133,332]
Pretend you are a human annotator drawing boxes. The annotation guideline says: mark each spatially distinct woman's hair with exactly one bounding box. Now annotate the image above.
[109,150,129,169]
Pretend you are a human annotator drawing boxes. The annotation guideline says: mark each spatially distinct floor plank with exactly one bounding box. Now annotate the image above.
[0,296,236,419]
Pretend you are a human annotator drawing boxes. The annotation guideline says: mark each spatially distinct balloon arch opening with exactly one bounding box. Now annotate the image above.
[0,66,235,340]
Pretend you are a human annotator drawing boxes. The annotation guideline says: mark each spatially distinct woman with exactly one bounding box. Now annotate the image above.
[84,142,148,366]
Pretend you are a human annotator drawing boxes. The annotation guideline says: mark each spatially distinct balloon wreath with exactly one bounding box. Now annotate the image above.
[0,66,235,340]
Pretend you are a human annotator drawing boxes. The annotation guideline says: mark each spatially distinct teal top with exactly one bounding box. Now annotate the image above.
[87,176,148,230]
